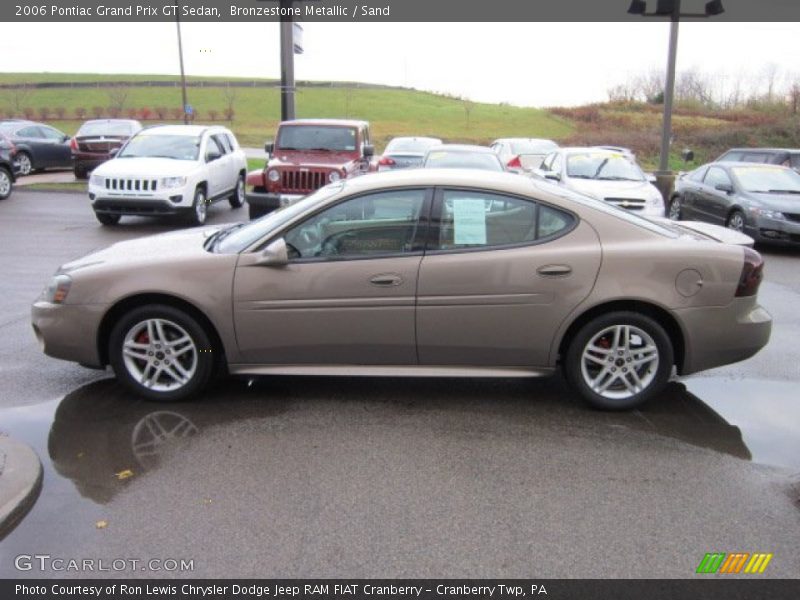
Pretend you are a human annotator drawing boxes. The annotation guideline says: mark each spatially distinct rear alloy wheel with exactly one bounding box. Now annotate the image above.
[726,209,745,232]
[187,187,207,226]
[95,212,121,226]
[668,196,682,221]
[229,174,245,208]
[109,305,215,402]
[16,152,32,176]
[565,311,673,410]
[0,167,12,200]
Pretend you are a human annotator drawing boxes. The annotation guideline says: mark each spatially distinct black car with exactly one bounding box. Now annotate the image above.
[0,119,72,176]
[716,148,800,173]
[0,133,20,200]
[669,161,800,245]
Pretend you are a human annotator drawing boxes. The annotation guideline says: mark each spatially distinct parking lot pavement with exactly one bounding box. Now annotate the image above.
[14,170,76,186]
[0,191,798,577]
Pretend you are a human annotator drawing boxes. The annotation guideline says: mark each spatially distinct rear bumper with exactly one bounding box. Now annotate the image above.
[31,301,107,368]
[91,196,188,216]
[73,155,111,170]
[676,297,772,375]
[245,190,304,210]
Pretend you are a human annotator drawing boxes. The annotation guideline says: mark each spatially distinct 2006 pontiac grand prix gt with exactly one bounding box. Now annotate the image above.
[32,169,771,410]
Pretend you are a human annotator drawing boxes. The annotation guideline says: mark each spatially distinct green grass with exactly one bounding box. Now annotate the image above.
[246,157,264,171]
[0,73,573,150]
[20,182,86,192]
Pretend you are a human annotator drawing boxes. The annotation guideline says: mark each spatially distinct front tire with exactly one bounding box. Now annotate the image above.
[108,304,215,402]
[229,174,245,208]
[0,167,12,200]
[564,311,673,410]
[16,152,32,176]
[187,186,207,226]
[726,209,745,232]
[95,212,121,226]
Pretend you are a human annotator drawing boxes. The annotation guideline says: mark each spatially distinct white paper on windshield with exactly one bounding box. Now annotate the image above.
[453,198,487,244]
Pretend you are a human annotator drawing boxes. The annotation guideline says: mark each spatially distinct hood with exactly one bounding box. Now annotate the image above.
[270,150,359,169]
[650,218,754,247]
[60,227,215,274]
[568,178,658,198]
[93,157,200,178]
[747,191,800,213]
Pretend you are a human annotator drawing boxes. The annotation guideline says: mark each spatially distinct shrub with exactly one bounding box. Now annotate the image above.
[75,107,87,119]
[154,106,168,119]
[92,106,104,118]
[224,108,235,122]
[54,107,66,119]
[37,107,50,120]
[23,106,36,119]
[139,107,152,121]
[170,107,183,120]
[208,109,218,121]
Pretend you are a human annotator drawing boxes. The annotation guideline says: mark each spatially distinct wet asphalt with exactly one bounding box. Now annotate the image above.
[0,190,799,578]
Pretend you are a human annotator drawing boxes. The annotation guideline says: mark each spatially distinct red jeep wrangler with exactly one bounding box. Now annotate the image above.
[246,119,375,219]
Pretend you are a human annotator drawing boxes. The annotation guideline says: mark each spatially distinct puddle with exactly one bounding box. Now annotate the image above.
[684,377,800,472]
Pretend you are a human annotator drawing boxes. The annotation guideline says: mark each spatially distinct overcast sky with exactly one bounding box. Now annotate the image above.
[1,22,799,106]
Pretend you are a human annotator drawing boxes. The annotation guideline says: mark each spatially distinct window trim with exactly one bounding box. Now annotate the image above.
[258,186,435,264]
[425,186,578,256]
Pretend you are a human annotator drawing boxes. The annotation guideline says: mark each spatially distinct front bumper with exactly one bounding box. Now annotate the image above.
[31,301,107,368]
[676,297,772,375]
[746,216,800,245]
[245,190,304,210]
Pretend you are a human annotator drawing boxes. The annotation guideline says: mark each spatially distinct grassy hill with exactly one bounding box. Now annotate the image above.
[0,73,573,149]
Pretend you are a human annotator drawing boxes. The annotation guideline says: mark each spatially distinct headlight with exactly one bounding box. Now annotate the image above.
[44,274,72,304]
[89,174,104,187]
[267,169,280,182]
[329,171,341,182]
[750,207,784,220]
[160,176,187,189]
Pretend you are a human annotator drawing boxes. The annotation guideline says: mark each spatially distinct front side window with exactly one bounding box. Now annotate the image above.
[703,166,732,189]
[435,190,574,251]
[284,189,426,260]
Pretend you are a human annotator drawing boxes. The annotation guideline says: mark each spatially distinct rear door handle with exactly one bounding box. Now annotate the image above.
[369,274,403,287]
[537,264,572,277]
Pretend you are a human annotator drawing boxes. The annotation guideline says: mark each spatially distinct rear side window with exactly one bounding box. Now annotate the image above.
[212,134,231,154]
[435,190,574,251]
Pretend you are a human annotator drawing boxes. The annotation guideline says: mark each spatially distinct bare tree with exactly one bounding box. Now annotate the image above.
[107,85,130,115]
[760,63,780,102]
[462,97,475,129]
[222,84,237,122]
[9,85,34,117]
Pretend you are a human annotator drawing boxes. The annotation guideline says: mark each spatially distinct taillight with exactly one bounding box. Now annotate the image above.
[735,247,764,297]
[507,155,522,169]
[70,137,78,151]
[378,156,395,166]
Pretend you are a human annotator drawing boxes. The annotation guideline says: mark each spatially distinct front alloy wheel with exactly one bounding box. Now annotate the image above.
[109,305,215,401]
[188,187,207,226]
[229,175,245,208]
[727,210,745,232]
[565,312,673,410]
[0,167,12,199]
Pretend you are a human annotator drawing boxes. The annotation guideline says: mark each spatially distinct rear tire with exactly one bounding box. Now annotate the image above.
[95,212,121,226]
[0,167,12,200]
[108,304,215,402]
[229,174,245,208]
[16,152,32,176]
[564,311,673,410]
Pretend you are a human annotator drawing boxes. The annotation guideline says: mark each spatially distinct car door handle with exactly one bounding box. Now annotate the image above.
[369,274,403,287]
[537,264,572,277]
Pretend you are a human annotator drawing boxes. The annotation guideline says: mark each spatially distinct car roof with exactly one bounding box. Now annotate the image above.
[427,144,494,153]
[713,161,794,170]
[560,146,631,155]
[491,138,557,144]
[722,147,800,153]
[137,124,224,136]
[81,119,141,125]
[281,118,368,128]
[387,136,441,143]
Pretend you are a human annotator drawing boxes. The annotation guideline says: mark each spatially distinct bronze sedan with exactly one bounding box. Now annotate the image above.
[32,170,771,410]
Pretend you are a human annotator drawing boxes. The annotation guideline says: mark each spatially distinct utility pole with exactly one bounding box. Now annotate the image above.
[175,1,189,124]
[279,0,296,121]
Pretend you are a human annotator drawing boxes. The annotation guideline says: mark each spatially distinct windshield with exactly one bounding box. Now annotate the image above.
[385,138,440,154]
[118,133,200,160]
[78,121,139,137]
[424,151,503,171]
[732,165,800,193]
[215,183,346,254]
[510,140,558,154]
[566,152,644,181]
[276,126,357,152]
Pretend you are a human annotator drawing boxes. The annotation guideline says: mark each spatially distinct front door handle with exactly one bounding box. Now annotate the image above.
[369,274,403,287]
[537,264,572,277]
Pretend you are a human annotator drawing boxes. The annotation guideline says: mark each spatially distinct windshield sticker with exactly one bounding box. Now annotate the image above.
[453,198,487,244]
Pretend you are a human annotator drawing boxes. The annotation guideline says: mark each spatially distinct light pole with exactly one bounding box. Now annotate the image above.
[627,0,724,200]
[175,1,189,124]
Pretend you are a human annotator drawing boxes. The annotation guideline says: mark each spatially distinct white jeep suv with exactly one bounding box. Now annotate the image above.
[88,125,247,226]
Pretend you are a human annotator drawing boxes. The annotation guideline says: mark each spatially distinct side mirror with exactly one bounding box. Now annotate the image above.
[646,173,657,183]
[206,150,222,162]
[681,148,695,162]
[62,134,70,143]
[544,172,561,182]
[256,238,289,267]
[715,182,734,194]
[363,144,375,158]
[264,141,274,156]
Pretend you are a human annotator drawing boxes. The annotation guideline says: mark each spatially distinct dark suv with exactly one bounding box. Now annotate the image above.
[716,148,800,172]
